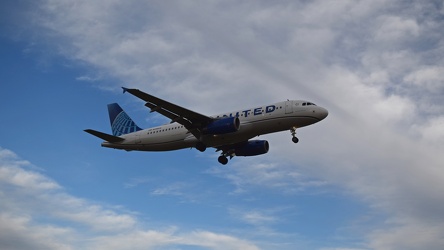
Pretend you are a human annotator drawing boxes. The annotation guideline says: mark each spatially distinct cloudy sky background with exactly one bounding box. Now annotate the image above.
[1,0,444,249]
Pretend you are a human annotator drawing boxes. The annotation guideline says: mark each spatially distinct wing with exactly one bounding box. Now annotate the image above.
[122,87,213,138]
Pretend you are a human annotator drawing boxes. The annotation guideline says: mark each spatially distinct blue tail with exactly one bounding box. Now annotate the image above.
[107,103,142,136]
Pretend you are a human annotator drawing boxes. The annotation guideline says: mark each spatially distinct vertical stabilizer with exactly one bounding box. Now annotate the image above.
[107,103,142,136]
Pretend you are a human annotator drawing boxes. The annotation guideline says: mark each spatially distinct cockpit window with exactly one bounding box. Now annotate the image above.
[302,102,316,106]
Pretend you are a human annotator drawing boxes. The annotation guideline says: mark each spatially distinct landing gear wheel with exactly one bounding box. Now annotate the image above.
[290,127,298,143]
[218,156,228,165]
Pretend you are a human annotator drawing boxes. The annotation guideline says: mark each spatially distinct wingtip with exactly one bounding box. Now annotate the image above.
[122,87,128,93]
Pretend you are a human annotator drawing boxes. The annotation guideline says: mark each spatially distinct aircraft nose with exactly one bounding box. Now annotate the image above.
[317,107,329,120]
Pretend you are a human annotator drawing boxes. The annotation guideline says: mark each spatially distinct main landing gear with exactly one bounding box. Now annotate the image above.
[196,143,230,165]
[217,149,233,165]
[290,127,299,143]
[218,155,229,165]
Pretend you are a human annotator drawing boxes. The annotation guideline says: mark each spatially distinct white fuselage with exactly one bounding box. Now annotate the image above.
[102,100,328,151]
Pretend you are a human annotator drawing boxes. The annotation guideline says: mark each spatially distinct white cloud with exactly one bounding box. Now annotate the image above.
[206,160,327,195]
[0,213,74,250]
[90,229,261,250]
[0,147,260,249]
[413,116,444,143]
[0,162,60,191]
[320,248,367,250]
[373,15,419,44]
[150,182,189,196]
[369,218,444,250]
[124,176,152,189]
[243,211,276,225]
[181,231,260,250]
[229,207,278,226]
[404,66,444,92]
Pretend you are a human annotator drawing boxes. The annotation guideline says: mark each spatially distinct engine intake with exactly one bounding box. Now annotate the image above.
[203,117,240,135]
[235,140,269,156]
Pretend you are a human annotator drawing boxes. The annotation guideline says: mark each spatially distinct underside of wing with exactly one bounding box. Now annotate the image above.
[122,87,213,137]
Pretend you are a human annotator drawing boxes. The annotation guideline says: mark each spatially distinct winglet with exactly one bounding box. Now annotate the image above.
[122,87,129,93]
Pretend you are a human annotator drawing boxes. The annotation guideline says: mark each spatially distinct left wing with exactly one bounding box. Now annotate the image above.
[122,87,213,137]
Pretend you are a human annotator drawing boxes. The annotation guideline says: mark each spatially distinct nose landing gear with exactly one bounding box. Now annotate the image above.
[290,127,299,143]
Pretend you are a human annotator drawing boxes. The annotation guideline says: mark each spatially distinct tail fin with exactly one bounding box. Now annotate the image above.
[107,103,142,136]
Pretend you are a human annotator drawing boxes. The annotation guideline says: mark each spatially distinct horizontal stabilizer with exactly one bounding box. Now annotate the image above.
[84,129,125,143]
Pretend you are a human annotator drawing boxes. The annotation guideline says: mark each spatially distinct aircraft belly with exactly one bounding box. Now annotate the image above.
[138,133,192,151]
[103,133,192,151]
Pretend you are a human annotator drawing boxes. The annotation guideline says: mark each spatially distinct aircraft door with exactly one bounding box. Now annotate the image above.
[285,101,293,114]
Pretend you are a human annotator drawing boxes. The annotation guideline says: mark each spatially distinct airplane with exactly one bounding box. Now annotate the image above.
[85,87,328,165]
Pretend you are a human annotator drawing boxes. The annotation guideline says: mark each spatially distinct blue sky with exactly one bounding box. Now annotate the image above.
[1,1,444,249]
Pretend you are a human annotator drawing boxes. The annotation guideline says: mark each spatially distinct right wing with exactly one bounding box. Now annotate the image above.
[122,87,214,138]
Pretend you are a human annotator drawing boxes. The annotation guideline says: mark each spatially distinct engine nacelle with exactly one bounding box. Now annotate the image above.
[234,140,269,156]
[203,117,240,135]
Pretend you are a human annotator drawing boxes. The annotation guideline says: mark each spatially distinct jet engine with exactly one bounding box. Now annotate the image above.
[203,117,240,135]
[234,140,269,156]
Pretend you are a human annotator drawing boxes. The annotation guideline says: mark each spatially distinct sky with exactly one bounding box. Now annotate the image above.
[1,0,444,249]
